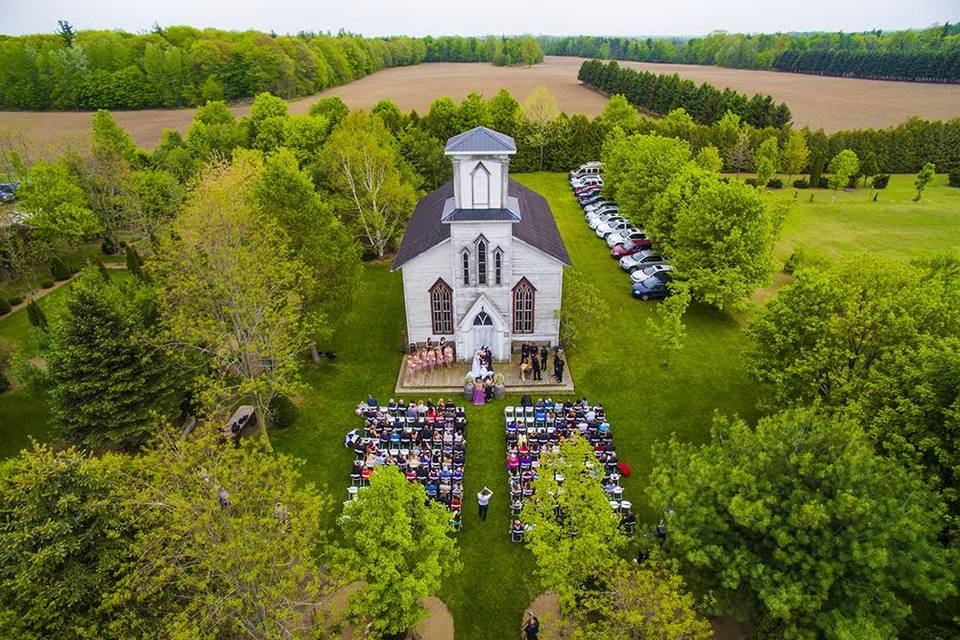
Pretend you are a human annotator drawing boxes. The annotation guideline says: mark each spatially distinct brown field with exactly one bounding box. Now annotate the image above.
[2,55,959,152]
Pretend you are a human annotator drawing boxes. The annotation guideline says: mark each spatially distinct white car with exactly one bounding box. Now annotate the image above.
[572,176,602,189]
[606,228,643,248]
[630,262,672,283]
[596,218,631,238]
[587,213,620,229]
[569,161,602,181]
[586,205,619,220]
[584,201,617,214]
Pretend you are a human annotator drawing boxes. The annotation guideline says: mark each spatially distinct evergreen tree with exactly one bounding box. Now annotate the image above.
[45,272,181,447]
[25,300,47,332]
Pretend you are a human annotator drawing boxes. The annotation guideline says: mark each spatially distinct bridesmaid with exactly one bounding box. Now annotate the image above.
[433,346,443,372]
[406,352,418,382]
[472,377,485,406]
[426,346,436,372]
[443,343,454,369]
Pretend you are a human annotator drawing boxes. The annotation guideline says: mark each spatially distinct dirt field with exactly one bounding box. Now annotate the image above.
[2,55,959,152]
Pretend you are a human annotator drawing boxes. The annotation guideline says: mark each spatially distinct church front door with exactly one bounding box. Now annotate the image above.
[471,311,496,360]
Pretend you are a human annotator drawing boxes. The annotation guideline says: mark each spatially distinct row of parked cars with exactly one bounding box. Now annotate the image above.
[569,163,673,300]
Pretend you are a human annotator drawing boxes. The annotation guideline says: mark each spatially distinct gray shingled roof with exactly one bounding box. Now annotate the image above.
[444,126,517,154]
[392,180,571,270]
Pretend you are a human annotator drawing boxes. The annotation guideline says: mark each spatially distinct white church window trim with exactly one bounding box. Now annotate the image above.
[493,247,504,285]
[460,248,470,285]
[475,235,488,286]
[513,277,536,334]
[471,162,490,207]
[429,278,454,335]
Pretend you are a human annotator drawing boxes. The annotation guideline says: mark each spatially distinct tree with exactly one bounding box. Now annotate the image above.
[318,110,419,258]
[116,432,332,640]
[0,444,135,639]
[45,272,181,448]
[556,268,610,349]
[693,145,722,173]
[646,284,691,366]
[17,159,102,241]
[371,98,408,134]
[25,299,47,332]
[600,94,639,131]
[652,166,776,309]
[56,20,75,47]
[860,148,880,187]
[153,157,319,440]
[914,161,936,201]
[648,407,956,639]
[601,133,690,225]
[724,130,753,176]
[253,148,363,355]
[399,126,451,190]
[753,136,779,188]
[486,88,523,138]
[308,96,349,130]
[827,149,860,199]
[780,129,809,184]
[575,561,713,640]
[521,435,624,608]
[338,466,459,636]
[523,85,560,171]
[746,254,958,406]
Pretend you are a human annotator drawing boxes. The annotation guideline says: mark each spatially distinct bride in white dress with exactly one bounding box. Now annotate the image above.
[469,348,489,379]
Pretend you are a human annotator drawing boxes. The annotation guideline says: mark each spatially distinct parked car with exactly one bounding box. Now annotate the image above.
[0,181,18,203]
[606,228,645,248]
[572,177,602,191]
[611,238,653,257]
[632,274,672,300]
[579,195,606,208]
[584,205,620,220]
[620,250,666,272]
[576,187,603,200]
[569,161,602,182]
[585,201,617,214]
[630,263,673,283]
[574,183,601,194]
[587,213,621,229]
[596,218,631,238]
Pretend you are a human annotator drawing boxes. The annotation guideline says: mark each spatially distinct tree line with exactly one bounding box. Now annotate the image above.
[0,24,543,110]
[541,23,960,83]
[578,59,792,127]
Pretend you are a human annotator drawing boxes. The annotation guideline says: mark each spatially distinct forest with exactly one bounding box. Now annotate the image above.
[0,25,543,110]
[541,23,960,83]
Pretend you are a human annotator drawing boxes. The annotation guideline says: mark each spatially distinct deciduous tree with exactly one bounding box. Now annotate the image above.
[556,268,610,349]
[338,466,459,636]
[599,94,639,132]
[914,161,936,201]
[780,129,809,184]
[521,435,624,608]
[753,135,779,188]
[648,407,956,639]
[523,85,560,171]
[827,148,859,199]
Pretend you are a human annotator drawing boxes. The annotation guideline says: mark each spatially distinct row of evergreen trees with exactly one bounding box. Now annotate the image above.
[541,23,960,83]
[578,59,792,128]
[772,48,960,83]
[0,26,543,110]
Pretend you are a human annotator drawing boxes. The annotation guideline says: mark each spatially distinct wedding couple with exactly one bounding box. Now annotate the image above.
[469,345,494,379]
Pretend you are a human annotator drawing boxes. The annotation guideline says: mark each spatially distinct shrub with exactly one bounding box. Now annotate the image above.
[947,167,960,187]
[793,178,810,189]
[268,394,298,429]
[0,298,10,315]
[744,177,758,187]
[872,174,891,189]
[767,177,783,189]
[49,255,70,281]
[7,296,22,306]
[40,279,54,289]
[815,175,830,189]
[101,235,119,255]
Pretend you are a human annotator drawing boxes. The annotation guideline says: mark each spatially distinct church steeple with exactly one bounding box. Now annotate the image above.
[444,126,517,212]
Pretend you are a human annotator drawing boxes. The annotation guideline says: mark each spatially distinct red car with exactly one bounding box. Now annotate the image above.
[574,185,601,196]
[611,238,653,257]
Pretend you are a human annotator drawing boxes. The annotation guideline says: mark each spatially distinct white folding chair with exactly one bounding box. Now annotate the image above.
[620,500,632,514]
[608,500,620,512]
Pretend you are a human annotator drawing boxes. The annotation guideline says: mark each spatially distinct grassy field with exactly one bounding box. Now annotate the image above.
[4,57,960,151]
[0,173,956,638]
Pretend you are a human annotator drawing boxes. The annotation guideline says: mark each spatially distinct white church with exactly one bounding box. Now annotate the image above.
[393,126,571,363]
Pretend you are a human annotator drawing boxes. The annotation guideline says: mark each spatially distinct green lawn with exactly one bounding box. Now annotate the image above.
[0,173,956,638]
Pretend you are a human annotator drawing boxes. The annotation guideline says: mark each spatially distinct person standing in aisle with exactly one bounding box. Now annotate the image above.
[477,486,493,521]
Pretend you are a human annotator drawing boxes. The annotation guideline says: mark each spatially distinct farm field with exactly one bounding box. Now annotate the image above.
[3,56,960,153]
[0,173,956,638]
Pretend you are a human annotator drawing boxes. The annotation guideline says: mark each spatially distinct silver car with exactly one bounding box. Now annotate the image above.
[585,201,617,215]
[620,251,666,273]
[606,228,644,248]
[587,212,620,229]
[596,218,630,238]
[630,263,673,283]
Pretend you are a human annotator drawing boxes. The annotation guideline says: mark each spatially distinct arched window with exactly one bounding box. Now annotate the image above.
[513,278,536,334]
[471,163,490,207]
[476,237,487,285]
[460,249,470,285]
[429,279,453,335]
[473,311,493,326]
[493,248,504,285]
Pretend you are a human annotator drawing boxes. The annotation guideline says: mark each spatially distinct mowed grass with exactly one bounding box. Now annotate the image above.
[0,174,956,638]
[770,173,960,265]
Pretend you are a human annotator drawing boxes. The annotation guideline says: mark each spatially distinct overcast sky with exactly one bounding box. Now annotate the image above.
[4,0,958,37]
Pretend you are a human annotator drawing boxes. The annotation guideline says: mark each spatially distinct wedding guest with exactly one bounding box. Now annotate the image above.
[472,378,485,406]
[539,345,548,372]
[531,353,542,381]
[444,343,454,368]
